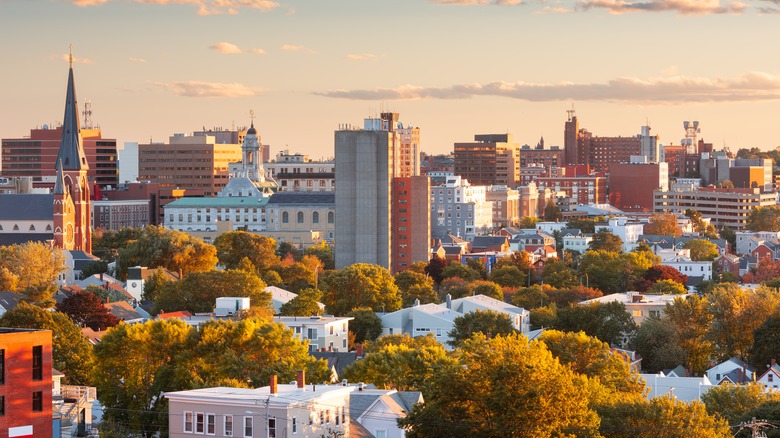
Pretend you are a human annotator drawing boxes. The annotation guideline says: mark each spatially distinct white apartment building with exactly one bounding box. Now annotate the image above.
[430,176,493,241]
[595,217,644,252]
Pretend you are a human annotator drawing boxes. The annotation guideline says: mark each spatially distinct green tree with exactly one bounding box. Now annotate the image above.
[588,229,624,253]
[542,259,579,288]
[56,290,120,331]
[734,401,780,437]
[141,267,175,302]
[547,286,603,307]
[683,239,720,261]
[153,269,270,315]
[544,199,563,221]
[554,301,637,346]
[304,241,334,270]
[511,284,552,310]
[579,250,656,293]
[402,284,438,307]
[344,334,454,392]
[400,334,600,437]
[277,261,316,293]
[644,213,682,237]
[438,277,470,300]
[702,383,780,425]
[115,225,217,280]
[647,279,687,295]
[747,205,780,232]
[79,260,109,280]
[517,216,540,229]
[441,262,480,282]
[0,301,95,385]
[176,318,330,388]
[347,308,383,345]
[631,316,687,374]
[91,227,143,261]
[213,230,279,272]
[321,264,401,315]
[276,241,301,262]
[447,309,517,348]
[566,217,598,234]
[685,209,719,238]
[424,254,447,285]
[665,295,714,374]
[720,227,737,249]
[0,242,67,307]
[93,319,191,437]
[467,280,504,301]
[750,314,780,368]
[599,396,729,438]
[489,265,527,288]
[279,288,323,316]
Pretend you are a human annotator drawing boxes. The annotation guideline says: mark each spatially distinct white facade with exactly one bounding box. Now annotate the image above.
[658,248,713,281]
[563,235,593,254]
[430,176,493,241]
[581,291,691,325]
[735,231,780,255]
[265,150,335,192]
[118,141,139,183]
[640,373,713,402]
[595,217,644,252]
[273,316,353,353]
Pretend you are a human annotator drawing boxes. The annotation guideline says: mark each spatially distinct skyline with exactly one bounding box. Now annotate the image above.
[2,0,780,158]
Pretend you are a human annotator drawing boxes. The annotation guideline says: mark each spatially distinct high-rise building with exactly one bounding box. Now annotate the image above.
[608,157,669,212]
[563,111,643,172]
[138,134,242,196]
[454,134,520,186]
[654,186,776,229]
[335,113,429,271]
[486,185,519,228]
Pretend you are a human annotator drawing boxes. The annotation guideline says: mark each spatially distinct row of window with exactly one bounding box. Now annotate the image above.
[183,412,304,436]
[281,211,334,224]
[0,224,53,232]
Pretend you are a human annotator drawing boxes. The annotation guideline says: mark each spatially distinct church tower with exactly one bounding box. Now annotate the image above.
[53,48,91,252]
[241,109,265,183]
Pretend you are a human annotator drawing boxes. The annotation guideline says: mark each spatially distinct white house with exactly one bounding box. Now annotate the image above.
[580,292,691,325]
[449,294,531,333]
[757,360,780,392]
[640,372,714,402]
[274,315,353,353]
[595,217,643,252]
[563,235,592,254]
[657,248,713,282]
[706,357,756,385]
[350,388,423,438]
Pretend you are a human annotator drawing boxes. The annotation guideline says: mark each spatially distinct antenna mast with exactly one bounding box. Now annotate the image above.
[82,100,93,129]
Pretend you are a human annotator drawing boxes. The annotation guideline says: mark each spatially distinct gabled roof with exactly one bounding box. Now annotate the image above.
[0,291,25,313]
[440,233,468,246]
[450,294,527,315]
[0,194,55,221]
[311,352,358,378]
[0,233,54,246]
[499,227,525,237]
[740,255,759,270]
[559,228,581,237]
[471,235,508,248]
[105,301,143,321]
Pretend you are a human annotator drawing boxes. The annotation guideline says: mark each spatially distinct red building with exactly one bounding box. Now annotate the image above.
[563,112,641,172]
[0,328,53,438]
[535,175,607,205]
[662,144,684,177]
[608,161,669,212]
[391,176,430,273]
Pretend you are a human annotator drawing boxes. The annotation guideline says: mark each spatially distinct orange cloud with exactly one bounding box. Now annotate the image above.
[155,80,259,97]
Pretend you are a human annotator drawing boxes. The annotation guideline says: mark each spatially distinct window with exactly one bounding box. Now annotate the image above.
[184,412,194,433]
[320,410,325,425]
[342,407,346,425]
[308,328,318,340]
[282,212,289,223]
[268,417,276,438]
[32,345,42,380]
[32,391,43,412]
[224,415,233,436]
[244,417,253,438]
[297,211,304,224]
[207,414,216,434]
[0,395,4,416]
[196,413,204,433]
[328,212,334,224]
[313,211,319,224]
[770,374,774,382]
[0,349,4,384]
[375,430,387,438]
[336,408,340,425]
[292,417,297,434]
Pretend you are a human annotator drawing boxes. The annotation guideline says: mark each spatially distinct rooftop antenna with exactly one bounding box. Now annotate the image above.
[82,100,93,129]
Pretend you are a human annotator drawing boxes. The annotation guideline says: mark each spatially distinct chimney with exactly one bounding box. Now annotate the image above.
[269,375,277,395]
[446,294,452,310]
[100,273,104,281]
[355,344,364,358]
[772,359,777,367]
[297,370,305,389]
[413,298,420,307]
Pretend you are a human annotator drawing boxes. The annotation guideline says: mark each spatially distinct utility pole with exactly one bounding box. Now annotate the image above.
[734,417,776,438]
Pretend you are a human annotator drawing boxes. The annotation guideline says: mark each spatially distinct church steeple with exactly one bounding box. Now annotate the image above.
[54,159,65,195]
[56,45,88,171]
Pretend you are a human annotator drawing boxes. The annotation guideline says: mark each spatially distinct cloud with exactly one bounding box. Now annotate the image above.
[155,80,259,98]
[535,5,574,13]
[67,0,279,15]
[248,48,267,55]
[280,44,315,53]
[128,57,147,63]
[345,53,380,61]
[60,53,93,64]
[576,0,747,15]
[209,42,243,54]
[661,65,678,75]
[432,0,527,4]
[315,72,780,104]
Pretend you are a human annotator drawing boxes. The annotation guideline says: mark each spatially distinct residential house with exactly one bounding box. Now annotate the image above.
[61,250,101,286]
[52,369,98,437]
[757,360,780,392]
[166,374,353,438]
[580,292,691,326]
[275,316,353,353]
[350,387,423,438]
[740,255,760,277]
[595,217,643,252]
[563,234,592,255]
[657,248,713,283]
[470,235,509,253]
[735,231,780,255]
[706,358,756,385]
[125,266,180,302]
[751,240,780,262]
[449,294,531,333]
[535,221,568,235]
[431,234,470,262]
[714,253,741,278]
[267,286,325,315]
[104,300,147,323]
[640,372,713,402]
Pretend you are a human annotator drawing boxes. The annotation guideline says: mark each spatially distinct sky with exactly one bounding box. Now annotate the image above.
[2,0,780,159]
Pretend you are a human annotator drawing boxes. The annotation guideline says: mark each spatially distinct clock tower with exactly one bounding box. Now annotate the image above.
[53,47,91,253]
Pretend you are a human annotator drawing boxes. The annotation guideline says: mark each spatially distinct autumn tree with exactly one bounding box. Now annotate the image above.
[400,334,600,437]
[702,383,780,425]
[579,250,656,293]
[547,286,603,307]
[511,284,553,310]
[438,277,470,300]
[347,308,383,345]
[633,265,688,292]
[554,301,637,346]
[542,259,579,288]
[588,229,624,253]
[0,301,95,385]
[424,254,447,285]
[447,310,517,348]
[566,217,598,234]
[213,230,278,272]
[304,241,334,270]
[276,241,301,262]
[747,205,780,232]
[344,334,454,392]
[665,295,714,374]
[115,225,217,280]
[0,242,67,307]
[517,216,540,229]
[440,262,480,282]
[278,288,323,316]
[153,269,270,315]
[141,267,175,302]
[544,199,563,221]
[685,209,719,238]
[56,291,120,331]
[598,396,729,438]
[395,270,437,306]
[742,257,780,284]
[91,227,142,261]
[276,261,316,293]
[320,263,401,315]
[631,316,687,373]
[684,239,720,261]
[489,265,527,288]
[467,280,504,301]
[644,213,682,237]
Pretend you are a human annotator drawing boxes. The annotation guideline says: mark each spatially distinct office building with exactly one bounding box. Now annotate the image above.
[608,158,669,212]
[563,111,646,172]
[454,134,520,186]
[535,174,607,206]
[264,150,335,192]
[654,186,776,229]
[486,185,519,228]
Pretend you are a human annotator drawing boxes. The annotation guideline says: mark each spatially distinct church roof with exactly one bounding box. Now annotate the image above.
[56,59,88,171]
[267,191,335,205]
[0,194,55,220]
[165,196,269,209]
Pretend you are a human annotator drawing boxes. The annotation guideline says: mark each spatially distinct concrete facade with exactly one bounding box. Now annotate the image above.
[654,187,776,229]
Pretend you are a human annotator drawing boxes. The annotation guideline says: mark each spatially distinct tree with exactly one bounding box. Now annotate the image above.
[94,319,191,437]
[496,250,533,274]
[517,216,540,229]
[579,250,656,294]
[665,295,714,375]
[343,334,454,392]
[742,257,780,284]
[347,308,383,345]
[588,229,624,253]
[78,260,109,280]
[598,397,729,438]
[489,265,527,288]
[176,318,330,388]
[394,270,433,294]
[633,265,688,292]
[141,267,175,302]
[747,205,780,232]
[153,269,270,315]
[547,286,603,307]
[277,261,316,293]
[115,225,217,280]
[399,334,600,437]
[438,277,470,300]
[440,262,480,282]
[702,383,780,425]
[424,254,447,285]
[684,239,719,261]
[544,199,563,222]
[91,227,143,261]
[447,310,517,348]
[402,284,438,307]
[0,301,95,385]
[632,316,687,373]
[0,242,67,307]
[644,213,682,237]
[276,241,301,262]
[734,401,780,437]
[566,217,598,234]
[511,284,552,310]
[720,227,737,249]
[750,315,780,369]
[279,288,323,316]
[320,264,401,315]
[467,280,504,301]
[213,230,279,272]
[647,279,687,295]
[304,241,334,270]
[685,209,718,238]
[56,291,120,331]
[542,259,579,288]
[554,301,637,346]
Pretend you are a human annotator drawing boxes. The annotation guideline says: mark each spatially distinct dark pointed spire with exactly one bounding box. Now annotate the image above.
[54,159,65,195]
[56,48,88,171]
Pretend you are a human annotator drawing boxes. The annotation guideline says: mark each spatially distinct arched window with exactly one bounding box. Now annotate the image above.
[297,212,304,224]
[29,225,35,231]
[45,224,52,231]
[312,212,319,224]
[328,212,334,224]
[282,212,289,223]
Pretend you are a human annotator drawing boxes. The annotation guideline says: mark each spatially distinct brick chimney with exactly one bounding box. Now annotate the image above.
[270,375,277,395]
[297,370,305,389]
[355,344,364,358]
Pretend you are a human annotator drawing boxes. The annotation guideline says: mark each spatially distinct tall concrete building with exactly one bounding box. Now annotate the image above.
[454,134,520,186]
[335,113,429,271]
[138,134,242,196]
